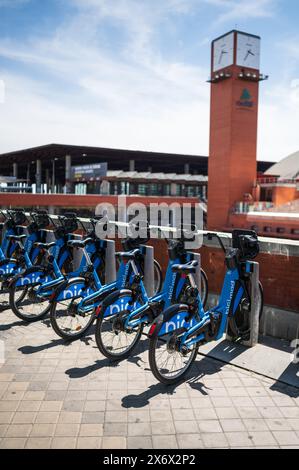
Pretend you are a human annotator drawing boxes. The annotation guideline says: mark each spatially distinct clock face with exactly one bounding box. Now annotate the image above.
[237,33,260,69]
[213,32,234,72]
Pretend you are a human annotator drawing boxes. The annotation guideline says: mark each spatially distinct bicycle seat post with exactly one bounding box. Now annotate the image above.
[188,272,197,289]
[82,247,92,267]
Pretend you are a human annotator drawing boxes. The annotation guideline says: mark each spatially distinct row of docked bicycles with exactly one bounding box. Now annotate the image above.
[0,209,263,385]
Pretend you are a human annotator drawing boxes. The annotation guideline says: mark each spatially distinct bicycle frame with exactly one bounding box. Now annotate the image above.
[64,244,153,315]
[47,238,107,303]
[101,249,197,330]
[0,228,43,279]
[157,260,253,351]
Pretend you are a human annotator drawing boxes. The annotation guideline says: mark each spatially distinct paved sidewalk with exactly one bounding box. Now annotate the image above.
[0,307,299,449]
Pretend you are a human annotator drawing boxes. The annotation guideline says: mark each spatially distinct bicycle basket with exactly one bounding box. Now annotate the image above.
[63,216,78,234]
[36,211,50,229]
[12,210,27,226]
[232,229,259,261]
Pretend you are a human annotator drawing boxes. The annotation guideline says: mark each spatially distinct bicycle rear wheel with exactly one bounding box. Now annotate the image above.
[228,280,263,340]
[50,297,95,341]
[9,280,50,322]
[149,331,199,385]
[95,292,144,361]
[199,268,208,308]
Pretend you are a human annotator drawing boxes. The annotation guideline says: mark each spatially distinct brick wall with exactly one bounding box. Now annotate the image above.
[147,239,299,312]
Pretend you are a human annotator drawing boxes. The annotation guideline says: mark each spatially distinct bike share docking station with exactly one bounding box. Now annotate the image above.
[226,260,260,348]
[203,230,261,349]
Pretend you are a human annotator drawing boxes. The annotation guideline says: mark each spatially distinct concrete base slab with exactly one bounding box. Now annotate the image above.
[199,335,299,389]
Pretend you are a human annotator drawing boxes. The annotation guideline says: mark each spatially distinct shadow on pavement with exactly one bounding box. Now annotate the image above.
[18,335,93,354]
[121,356,221,409]
[65,357,120,378]
[0,319,28,331]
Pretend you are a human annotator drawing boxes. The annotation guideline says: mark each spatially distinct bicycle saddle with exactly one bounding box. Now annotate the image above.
[67,237,93,249]
[6,234,27,242]
[116,249,140,261]
[34,242,56,250]
[171,260,198,274]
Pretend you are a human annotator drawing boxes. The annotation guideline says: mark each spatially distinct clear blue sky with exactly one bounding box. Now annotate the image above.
[0,0,299,161]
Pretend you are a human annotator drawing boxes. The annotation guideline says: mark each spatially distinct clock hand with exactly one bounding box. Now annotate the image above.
[218,49,227,64]
[218,50,223,64]
[244,50,250,61]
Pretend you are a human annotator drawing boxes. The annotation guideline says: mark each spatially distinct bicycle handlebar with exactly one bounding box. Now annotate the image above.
[204,232,227,254]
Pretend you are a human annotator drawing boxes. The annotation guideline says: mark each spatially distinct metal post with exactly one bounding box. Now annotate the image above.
[65,155,72,194]
[192,253,201,299]
[184,163,190,174]
[45,168,50,193]
[104,240,116,283]
[129,159,135,172]
[26,163,30,184]
[243,261,260,347]
[143,245,154,297]
[52,159,56,193]
[170,183,177,196]
[226,261,260,347]
[13,162,18,178]
[36,159,42,194]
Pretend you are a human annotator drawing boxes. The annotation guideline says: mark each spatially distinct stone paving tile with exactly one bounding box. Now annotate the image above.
[79,424,104,437]
[220,419,246,432]
[1,307,299,449]
[101,436,127,449]
[12,411,37,424]
[152,434,178,449]
[25,437,52,449]
[30,423,56,437]
[0,437,27,448]
[77,437,102,449]
[201,432,229,448]
[273,431,299,446]
[6,424,32,438]
[127,422,151,437]
[242,419,269,432]
[177,433,204,449]
[39,401,63,412]
[104,422,127,436]
[193,407,218,420]
[51,437,77,449]
[127,436,153,449]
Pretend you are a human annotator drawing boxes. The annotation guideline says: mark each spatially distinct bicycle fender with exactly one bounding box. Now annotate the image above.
[82,286,117,310]
[97,289,133,317]
[9,265,48,287]
[0,258,18,277]
[149,304,190,338]
[50,277,87,302]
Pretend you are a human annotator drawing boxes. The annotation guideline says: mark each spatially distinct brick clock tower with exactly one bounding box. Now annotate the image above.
[207,30,267,230]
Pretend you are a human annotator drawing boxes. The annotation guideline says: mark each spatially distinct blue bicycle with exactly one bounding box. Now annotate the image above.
[95,227,208,361]
[8,213,80,322]
[0,210,24,260]
[0,210,49,309]
[49,222,163,341]
[148,229,263,384]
